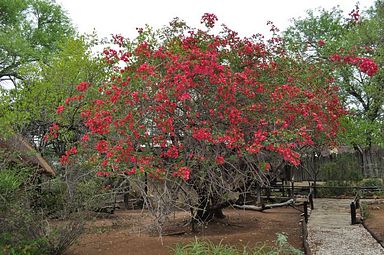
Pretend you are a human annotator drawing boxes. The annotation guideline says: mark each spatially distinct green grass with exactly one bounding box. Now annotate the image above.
[173,233,303,255]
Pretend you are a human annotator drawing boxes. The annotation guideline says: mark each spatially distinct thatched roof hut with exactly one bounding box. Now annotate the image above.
[0,134,55,176]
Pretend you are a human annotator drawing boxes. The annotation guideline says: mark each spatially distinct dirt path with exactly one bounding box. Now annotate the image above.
[308,198,384,255]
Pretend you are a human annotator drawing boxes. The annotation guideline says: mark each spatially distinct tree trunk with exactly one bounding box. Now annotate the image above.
[194,195,227,222]
[355,145,378,178]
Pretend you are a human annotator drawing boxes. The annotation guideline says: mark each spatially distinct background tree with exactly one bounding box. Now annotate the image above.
[0,0,74,87]
[283,2,383,177]
[0,2,110,253]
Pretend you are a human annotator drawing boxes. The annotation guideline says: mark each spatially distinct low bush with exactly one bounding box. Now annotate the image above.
[0,150,84,255]
[318,154,362,182]
[315,181,356,198]
[359,178,383,188]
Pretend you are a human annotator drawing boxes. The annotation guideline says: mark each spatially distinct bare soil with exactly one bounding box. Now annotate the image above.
[364,201,384,243]
[65,206,303,255]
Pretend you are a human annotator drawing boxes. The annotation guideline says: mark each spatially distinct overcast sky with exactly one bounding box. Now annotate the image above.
[57,0,376,39]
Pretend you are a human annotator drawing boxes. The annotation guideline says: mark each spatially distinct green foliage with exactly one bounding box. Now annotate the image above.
[0,204,84,255]
[316,180,356,197]
[339,116,384,148]
[360,202,370,219]
[0,150,84,255]
[318,153,362,181]
[0,0,74,84]
[359,178,383,187]
[0,170,22,203]
[173,233,303,255]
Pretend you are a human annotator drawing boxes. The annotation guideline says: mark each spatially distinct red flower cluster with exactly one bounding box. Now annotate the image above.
[215,156,225,165]
[358,58,379,77]
[44,122,60,141]
[349,5,360,22]
[318,40,325,47]
[60,146,77,165]
[76,82,90,92]
[330,54,378,77]
[172,166,191,181]
[201,13,218,28]
[56,105,65,114]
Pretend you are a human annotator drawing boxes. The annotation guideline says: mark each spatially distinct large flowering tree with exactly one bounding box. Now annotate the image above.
[54,14,352,224]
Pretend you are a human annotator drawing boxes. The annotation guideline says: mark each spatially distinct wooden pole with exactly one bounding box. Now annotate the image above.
[350,202,357,225]
[309,193,314,210]
[304,201,308,223]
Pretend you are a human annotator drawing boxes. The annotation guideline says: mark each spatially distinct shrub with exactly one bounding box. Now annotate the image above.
[360,178,383,187]
[0,150,84,255]
[318,154,362,182]
[316,181,356,198]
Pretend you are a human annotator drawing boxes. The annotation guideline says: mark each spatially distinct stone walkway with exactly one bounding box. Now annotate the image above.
[307,198,384,255]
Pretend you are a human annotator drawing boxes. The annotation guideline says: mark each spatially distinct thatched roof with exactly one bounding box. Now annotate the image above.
[0,134,56,176]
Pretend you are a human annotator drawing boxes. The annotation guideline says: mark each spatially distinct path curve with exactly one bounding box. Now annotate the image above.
[308,198,384,255]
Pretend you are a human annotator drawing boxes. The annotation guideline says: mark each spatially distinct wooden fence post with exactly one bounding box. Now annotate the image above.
[304,201,308,223]
[309,193,314,210]
[355,191,360,209]
[350,202,357,225]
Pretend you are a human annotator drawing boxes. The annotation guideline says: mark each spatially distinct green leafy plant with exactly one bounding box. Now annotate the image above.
[360,178,383,188]
[173,233,303,255]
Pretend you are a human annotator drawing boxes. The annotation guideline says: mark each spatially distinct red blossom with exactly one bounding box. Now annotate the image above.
[178,92,191,101]
[81,133,89,141]
[60,146,77,165]
[317,40,325,47]
[172,166,191,181]
[330,54,341,62]
[201,13,218,28]
[192,128,212,141]
[96,140,108,153]
[330,53,378,77]
[349,5,360,22]
[215,156,225,165]
[165,145,179,159]
[358,58,378,77]
[56,105,65,114]
[76,82,90,92]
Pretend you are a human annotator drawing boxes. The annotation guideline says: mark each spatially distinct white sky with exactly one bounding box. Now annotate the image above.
[57,0,376,39]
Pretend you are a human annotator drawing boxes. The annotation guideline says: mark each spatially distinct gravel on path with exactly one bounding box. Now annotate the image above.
[307,198,384,255]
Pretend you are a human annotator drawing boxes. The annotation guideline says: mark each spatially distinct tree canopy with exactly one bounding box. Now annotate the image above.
[53,14,347,222]
[0,0,74,86]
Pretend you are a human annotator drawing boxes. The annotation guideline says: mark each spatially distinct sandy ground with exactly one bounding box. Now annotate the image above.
[363,200,384,244]
[65,207,303,255]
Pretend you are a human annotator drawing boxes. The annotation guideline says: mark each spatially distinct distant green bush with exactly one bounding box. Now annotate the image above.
[319,153,362,181]
[359,178,383,187]
[316,181,356,198]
